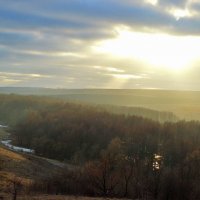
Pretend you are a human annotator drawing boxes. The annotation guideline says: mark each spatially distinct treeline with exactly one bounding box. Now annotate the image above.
[0,94,178,126]
[1,94,199,199]
[0,94,63,125]
[31,139,200,200]
[12,103,200,199]
[98,105,178,123]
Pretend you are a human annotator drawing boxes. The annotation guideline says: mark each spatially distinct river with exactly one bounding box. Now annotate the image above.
[0,124,35,154]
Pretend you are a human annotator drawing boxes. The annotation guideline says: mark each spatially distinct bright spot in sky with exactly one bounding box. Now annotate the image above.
[94,27,200,72]
[145,0,158,6]
[111,74,143,80]
[169,8,191,20]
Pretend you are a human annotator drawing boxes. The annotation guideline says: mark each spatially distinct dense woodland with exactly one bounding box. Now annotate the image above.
[0,94,63,125]
[0,94,199,199]
[0,94,177,125]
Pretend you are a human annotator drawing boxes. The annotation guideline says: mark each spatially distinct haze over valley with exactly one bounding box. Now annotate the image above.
[1,0,200,199]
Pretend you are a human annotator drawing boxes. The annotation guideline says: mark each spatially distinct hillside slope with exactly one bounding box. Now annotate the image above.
[0,146,62,194]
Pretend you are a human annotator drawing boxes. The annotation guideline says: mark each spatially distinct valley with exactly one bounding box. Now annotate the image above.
[0,91,199,199]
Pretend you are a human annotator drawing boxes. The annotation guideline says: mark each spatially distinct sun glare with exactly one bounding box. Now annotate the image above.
[94,28,200,72]
[145,0,158,6]
[169,8,191,20]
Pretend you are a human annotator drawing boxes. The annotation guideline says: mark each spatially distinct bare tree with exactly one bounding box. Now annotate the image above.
[7,176,22,200]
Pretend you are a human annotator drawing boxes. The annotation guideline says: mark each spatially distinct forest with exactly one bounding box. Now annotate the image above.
[0,94,199,199]
[0,94,178,125]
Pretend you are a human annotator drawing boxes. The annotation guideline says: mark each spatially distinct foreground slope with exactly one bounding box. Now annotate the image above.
[0,146,62,193]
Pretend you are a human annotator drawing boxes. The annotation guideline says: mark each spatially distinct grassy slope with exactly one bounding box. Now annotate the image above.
[0,147,124,200]
[0,127,58,180]
[18,195,128,200]
[0,128,75,199]
[0,146,62,193]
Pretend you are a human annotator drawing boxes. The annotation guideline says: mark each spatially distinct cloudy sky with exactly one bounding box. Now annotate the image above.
[1,0,200,90]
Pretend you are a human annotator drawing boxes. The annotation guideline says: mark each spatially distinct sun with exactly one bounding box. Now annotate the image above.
[93,27,200,72]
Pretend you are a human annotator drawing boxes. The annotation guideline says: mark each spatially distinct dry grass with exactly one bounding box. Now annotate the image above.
[17,195,126,200]
[0,145,62,198]
[1,195,125,200]
[0,145,60,179]
[0,147,26,161]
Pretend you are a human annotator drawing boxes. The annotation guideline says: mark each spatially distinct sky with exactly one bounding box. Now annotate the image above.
[1,0,200,90]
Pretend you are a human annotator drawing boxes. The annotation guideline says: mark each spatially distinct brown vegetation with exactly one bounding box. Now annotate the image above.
[0,94,200,199]
[18,195,128,200]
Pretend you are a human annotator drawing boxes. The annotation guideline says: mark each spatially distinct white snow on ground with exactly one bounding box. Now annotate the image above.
[0,124,8,128]
[1,139,35,154]
[0,124,34,154]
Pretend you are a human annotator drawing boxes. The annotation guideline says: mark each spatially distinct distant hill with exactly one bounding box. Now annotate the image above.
[0,94,178,126]
[1,87,200,120]
[0,87,64,95]
[97,105,178,122]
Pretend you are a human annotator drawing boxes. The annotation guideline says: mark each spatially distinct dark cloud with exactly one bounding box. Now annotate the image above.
[0,6,91,30]
[189,2,200,12]
[159,0,188,8]
[172,16,200,35]
[0,0,179,34]
[0,32,35,46]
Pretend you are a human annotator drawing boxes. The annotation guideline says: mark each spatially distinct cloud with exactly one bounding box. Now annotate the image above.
[0,0,200,89]
[159,0,188,8]
[0,0,180,34]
